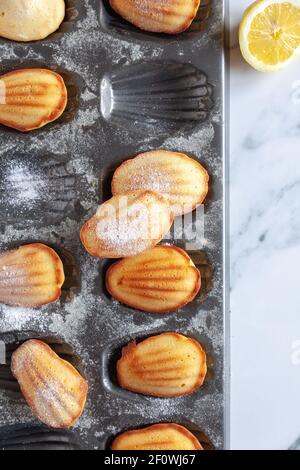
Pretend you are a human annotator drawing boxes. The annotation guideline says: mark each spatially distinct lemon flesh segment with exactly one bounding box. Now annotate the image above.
[241,1,300,71]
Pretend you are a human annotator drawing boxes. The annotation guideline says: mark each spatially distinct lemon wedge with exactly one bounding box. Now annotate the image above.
[239,0,300,72]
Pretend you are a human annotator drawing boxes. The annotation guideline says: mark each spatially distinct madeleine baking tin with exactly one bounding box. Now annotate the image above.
[0,0,227,450]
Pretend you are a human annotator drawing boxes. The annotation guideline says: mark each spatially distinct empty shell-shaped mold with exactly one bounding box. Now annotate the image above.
[0,424,81,450]
[0,155,81,227]
[100,62,213,134]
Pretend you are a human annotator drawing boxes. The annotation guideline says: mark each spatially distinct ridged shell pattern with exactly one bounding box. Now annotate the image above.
[101,62,213,134]
[0,157,79,227]
[11,340,88,429]
[112,150,209,216]
[0,69,67,132]
[117,333,207,397]
[106,245,201,312]
[0,244,65,307]
[0,424,81,450]
[111,423,203,450]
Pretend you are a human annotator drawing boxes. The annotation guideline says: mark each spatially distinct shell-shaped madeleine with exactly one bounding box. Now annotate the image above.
[0,0,65,42]
[106,245,201,313]
[111,423,203,450]
[117,333,207,397]
[0,243,65,307]
[112,150,209,216]
[11,340,88,429]
[80,191,174,259]
[109,0,201,34]
[0,69,67,132]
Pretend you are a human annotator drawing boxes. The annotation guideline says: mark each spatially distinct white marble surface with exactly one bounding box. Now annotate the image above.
[229,1,300,450]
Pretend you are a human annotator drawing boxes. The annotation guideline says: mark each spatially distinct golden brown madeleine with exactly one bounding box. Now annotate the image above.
[111,423,203,450]
[0,0,65,42]
[0,69,67,132]
[80,191,174,259]
[11,339,88,429]
[106,245,201,313]
[112,150,209,216]
[109,0,201,34]
[117,332,207,397]
[0,243,65,307]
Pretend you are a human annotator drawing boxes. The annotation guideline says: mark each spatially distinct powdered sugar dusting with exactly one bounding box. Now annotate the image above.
[3,162,46,209]
[0,0,225,450]
[120,165,172,194]
[94,193,172,256]
[112,0,189,24]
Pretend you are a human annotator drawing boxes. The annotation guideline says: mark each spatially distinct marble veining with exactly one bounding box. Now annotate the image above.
[230,1,300,451]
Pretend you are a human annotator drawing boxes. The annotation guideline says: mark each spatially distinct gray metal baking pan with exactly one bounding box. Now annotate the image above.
[0,0,227,450]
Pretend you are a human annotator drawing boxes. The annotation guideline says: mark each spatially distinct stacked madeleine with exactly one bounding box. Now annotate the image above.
[81,150,209,314]
[81,150,210,450]
[112,150,209,217]
[81,190,174,259]
[0,0,211,448]
[80,150,210,450]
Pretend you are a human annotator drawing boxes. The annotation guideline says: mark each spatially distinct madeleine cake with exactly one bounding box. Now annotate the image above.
[0,69,67,132]
[11,339,88,429]
[112,150,209,216]
[111,423,203,450]
[117,333,207,397]
[0,243,65,307]
[109,0,201,34]
[106,245,201,312]
[0,0,65,42]
[80,191,174,259]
